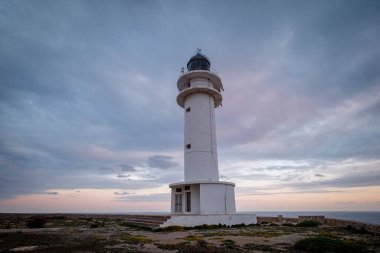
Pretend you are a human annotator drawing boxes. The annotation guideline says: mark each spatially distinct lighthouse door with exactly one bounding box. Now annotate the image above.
[174,194,183,213]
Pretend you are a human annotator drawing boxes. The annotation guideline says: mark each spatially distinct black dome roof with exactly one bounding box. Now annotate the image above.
[187,51,210,71]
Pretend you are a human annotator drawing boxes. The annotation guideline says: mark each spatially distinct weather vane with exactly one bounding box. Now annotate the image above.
[197,48,201,54]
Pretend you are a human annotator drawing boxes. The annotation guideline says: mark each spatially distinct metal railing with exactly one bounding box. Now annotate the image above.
[179,67,220,77]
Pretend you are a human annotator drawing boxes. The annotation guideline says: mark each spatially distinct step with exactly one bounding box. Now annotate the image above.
[122,215,170,228]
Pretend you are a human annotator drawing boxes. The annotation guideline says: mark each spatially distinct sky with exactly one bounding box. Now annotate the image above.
[0,0,379,213]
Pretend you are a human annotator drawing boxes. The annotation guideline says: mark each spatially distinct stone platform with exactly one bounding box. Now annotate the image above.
[161,214,257,227]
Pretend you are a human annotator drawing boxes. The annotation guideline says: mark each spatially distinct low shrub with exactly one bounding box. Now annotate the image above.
[244,243,274,251]
[184,234,203,241]
[296,220,320,227]
[344,225,372,235]
[26,217,47,228]
[122,222,152,231]
[194,224,222,230]
[221,239,238,250]
[294,236,371,253]
[231,223,246,228]
[89,221,105,228]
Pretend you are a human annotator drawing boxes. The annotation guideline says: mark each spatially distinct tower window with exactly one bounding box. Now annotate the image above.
[185,82,191,88]
[186,107,191,112]
[185,144,191,149]
[176,188,182,193]
[185,186,190,191]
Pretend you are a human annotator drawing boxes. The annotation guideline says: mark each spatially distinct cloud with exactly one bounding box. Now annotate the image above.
[337,201,356,205]
[115,193,170,202]
[119,164,136,172]
[285,173,380,189]
[147,155,178,169]
[116,174,130,179]
[0,0,379,210]
[44,191,59,195]
[248,189,343,196]
[114,191,130,195]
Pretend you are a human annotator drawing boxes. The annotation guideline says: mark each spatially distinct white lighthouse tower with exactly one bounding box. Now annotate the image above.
[163,50,256,227]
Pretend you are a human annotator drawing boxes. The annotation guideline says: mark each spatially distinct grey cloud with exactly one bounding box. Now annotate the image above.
[45,191,59,195]
[147,155,178,169]
[248,189,343,196]
[117,174,130,179]
[114,191,130,195]
[98,164,137,174]
[314,174,325,178]
[286,173,380,189]
[119,164,136,172]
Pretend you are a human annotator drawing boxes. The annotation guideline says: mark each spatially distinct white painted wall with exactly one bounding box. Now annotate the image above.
[190,184,200,214]
[161,214,257,227]
[184,79,219,181]
[199,184,236,214]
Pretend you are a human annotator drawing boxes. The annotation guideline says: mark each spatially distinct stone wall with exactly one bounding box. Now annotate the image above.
[256,216,298,224]
[257,215,380,235]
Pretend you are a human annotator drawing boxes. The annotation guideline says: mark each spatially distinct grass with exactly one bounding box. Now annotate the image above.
[122,222,153,231]
[115,232,153,245]
[244,243,276,252]
[154,241,189,251]
[183,234,203,241]
[240,230,284,238]
[154,225,185,232]
[294,236,372,253]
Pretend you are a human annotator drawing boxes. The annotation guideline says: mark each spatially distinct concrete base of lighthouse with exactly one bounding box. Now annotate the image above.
[161,214,257,228]
[164,181,256,227]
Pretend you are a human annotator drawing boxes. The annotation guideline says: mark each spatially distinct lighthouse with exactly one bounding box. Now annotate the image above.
[162,50,256,227]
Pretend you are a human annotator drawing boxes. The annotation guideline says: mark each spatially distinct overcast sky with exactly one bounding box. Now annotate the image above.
[0,0,379,212]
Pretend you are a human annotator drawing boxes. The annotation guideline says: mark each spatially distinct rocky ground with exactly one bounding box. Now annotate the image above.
[0,214,379,252]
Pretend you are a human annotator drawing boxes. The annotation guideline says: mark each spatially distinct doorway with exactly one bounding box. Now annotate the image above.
[174,194,183,213]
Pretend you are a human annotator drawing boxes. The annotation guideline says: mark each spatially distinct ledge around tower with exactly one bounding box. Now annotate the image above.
[177,70,223,92]
[176,86,222,108]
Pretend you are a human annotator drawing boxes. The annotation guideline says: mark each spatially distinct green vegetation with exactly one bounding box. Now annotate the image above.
[244,243,275,252]
[294,236,372,253]
[89,220,105,228]
[296,220,320,227]
[118,233,153,245]
[26,216,47,228]
[344,225,373,235]
[155,241,189,250]
[240,230,283,238]
[154,225,185,232]
[183,234,203,241]
[193,224,226,230]
[221,239,238,249]
[122,222,153,231]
